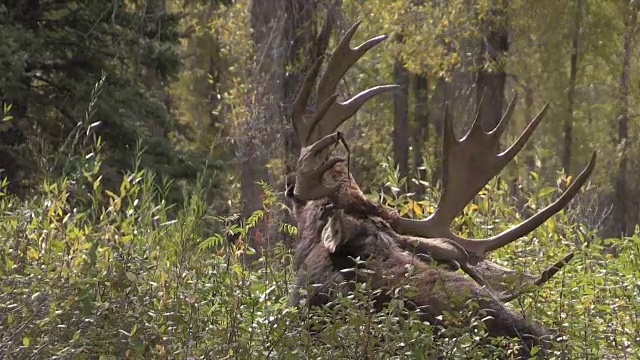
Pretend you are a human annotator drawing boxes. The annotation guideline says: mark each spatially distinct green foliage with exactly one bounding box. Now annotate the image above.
[0,156,637,358]
[168,0,231,156]
[0,0,224,197]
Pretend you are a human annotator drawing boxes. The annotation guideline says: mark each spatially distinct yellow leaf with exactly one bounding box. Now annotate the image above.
[411,200,423,216]
[566,175,573,185]
[467,204,479,211]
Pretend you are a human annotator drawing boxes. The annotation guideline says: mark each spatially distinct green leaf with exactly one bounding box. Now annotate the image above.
[538,186,558,198]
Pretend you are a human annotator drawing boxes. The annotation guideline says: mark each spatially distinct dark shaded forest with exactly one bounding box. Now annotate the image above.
[1,0,639,358]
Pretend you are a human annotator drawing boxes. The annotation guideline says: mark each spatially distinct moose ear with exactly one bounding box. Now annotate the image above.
[322,209,363,253]
[323,209,359,253]
[322,211,343,253]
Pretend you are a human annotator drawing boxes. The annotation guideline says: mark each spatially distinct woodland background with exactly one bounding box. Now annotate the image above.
[1,0,640,358]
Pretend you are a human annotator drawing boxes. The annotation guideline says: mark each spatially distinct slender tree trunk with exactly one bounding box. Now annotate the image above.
[476,0,508,130]
[283,0,316,176]
[393,57,410,180]
[412,74,429,196]
[141,0,171,138]
[282,0,334,175]
[238,0,285,257]
[523,84,536,185]
[614,1,638,236]
[515,84,536,218]
[473,0,508,194]
[563,0,583,173]
[431,76,449,185]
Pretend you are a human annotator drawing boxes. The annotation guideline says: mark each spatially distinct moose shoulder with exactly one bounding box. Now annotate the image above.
[286,20,596,358]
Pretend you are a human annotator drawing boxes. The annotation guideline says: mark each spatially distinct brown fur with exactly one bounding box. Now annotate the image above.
[288,163,554,357]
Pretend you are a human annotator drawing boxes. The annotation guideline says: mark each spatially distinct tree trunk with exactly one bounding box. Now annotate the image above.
[431,76,449,185]
[476,0,508,130]
[393,58,410,180]
[614,1,638,236]
[412,74,429,195]
[282,0,334,174]
[141,0,170,138]
[563,0,583,173]
[515,84,536,218]
[523,84,536,185]
[238,0,285,256]
[282,0,317,175]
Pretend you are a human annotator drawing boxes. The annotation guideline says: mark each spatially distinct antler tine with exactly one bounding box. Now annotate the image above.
[307,93,340,144]
[292,21,397,147]
[424,95,527,233]
[396,155,595,257]
[292,57,325,144]
[464,93,486,139]
[318,84,400,139]
[305,21,397,144]
[498,103,548,168]
[434,103,460,231]
[442,102,458,158]
[314,0,336,59]
[317,20,387,105]
[491,92,519,139]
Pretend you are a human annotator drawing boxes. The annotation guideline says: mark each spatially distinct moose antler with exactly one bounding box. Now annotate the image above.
[390,95,596,295]
[291,21,398,200]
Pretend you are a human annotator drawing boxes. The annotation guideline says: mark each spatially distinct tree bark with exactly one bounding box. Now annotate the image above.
[393,58,410,180]
[282,0,334,174]
[476,0,508,130]
[563,0,583,173]
[412,74,429,195]
[282,0,317,175]
[238,0,285,256]
[523,84,536,185]
[431,76,449,185]
[614,0,638,236]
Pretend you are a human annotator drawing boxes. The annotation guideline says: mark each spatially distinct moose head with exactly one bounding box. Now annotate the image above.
[286,21,596,356]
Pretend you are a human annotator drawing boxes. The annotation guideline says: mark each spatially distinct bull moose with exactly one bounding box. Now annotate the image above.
[285,21,596,358]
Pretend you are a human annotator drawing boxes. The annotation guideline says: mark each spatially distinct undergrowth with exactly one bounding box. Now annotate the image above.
[0,86,638,359]
[0,153,638,359]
